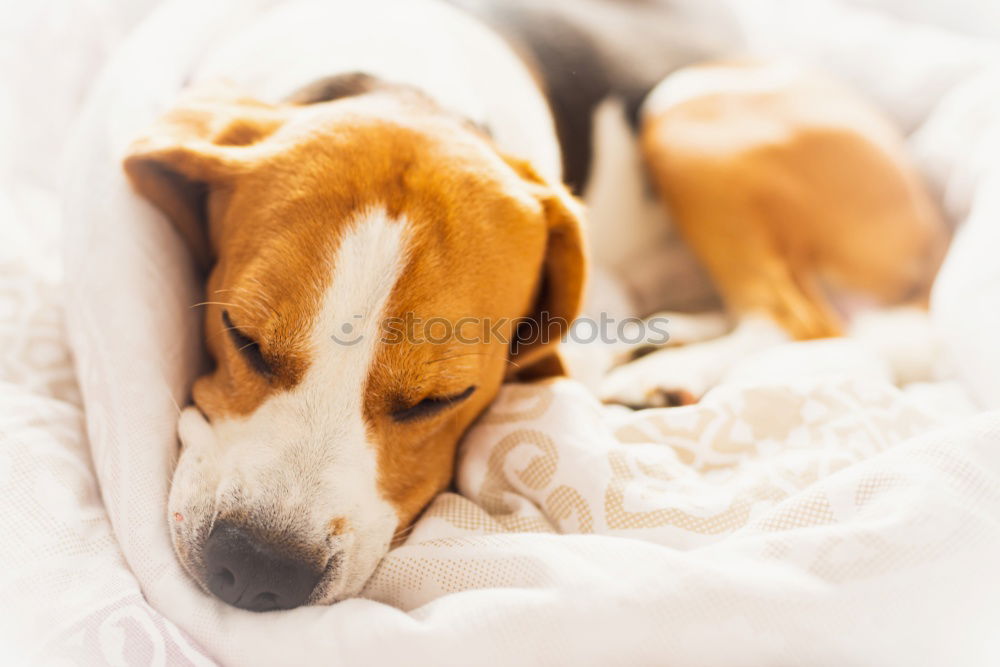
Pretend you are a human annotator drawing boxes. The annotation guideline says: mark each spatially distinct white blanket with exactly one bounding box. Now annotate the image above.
[4,0,1000,664]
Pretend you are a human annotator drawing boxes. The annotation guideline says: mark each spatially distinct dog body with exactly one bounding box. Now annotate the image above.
[125,0,946,609]
[600,61,947,406]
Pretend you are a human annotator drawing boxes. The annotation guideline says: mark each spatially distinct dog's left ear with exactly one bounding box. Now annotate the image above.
[503,156,588,381]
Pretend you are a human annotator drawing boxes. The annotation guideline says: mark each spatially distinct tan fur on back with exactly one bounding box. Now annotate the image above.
[641,62,948,339]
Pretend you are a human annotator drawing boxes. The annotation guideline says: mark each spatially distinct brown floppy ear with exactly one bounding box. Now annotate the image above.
[503,156,588,381]
[122,91,284,270]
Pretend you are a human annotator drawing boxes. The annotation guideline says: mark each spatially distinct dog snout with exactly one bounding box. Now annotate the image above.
[203,520,324,611]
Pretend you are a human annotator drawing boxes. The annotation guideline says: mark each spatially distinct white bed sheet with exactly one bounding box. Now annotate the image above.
[2,0,1000,664]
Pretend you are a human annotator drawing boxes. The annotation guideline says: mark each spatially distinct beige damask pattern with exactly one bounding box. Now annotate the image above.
[365,372,959,604]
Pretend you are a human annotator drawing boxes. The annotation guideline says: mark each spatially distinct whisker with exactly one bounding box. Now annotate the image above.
[191,301,241,310]
[393,522,418,536]
[223,324,263,334]
[213,286,280,319]
[162,384,182,417]
[424,350,521,370]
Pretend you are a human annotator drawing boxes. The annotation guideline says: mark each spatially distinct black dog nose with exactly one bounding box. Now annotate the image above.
[203,520,322,611]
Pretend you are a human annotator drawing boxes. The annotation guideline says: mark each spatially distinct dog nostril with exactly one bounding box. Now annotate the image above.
[212,567,235,589]
[203,520,323,612]
[252,592,278,611]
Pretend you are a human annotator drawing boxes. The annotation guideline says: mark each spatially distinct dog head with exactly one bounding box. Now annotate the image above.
[124,78,585,610]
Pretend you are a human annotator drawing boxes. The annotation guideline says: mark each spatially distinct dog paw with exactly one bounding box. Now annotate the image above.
[598,346,714,409]
[608,385,699,409]
[599,316,791,409]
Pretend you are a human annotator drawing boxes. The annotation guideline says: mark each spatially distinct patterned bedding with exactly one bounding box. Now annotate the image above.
[4,0,1000,664]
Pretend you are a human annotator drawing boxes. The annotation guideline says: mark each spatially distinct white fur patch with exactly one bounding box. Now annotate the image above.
[170,207,408,602]
[642,62,803,119]
[583,97,718,316]
[193,0,561,183]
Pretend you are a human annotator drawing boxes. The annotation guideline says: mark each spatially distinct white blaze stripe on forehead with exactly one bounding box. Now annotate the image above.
[174,207,409,601]
[317,206,410,360]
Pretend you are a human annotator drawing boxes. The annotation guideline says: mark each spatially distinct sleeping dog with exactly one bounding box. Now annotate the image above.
[124,0,946,610]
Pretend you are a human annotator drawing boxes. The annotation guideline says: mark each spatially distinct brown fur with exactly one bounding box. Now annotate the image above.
[124,85,585,527]
[641,62,948,339]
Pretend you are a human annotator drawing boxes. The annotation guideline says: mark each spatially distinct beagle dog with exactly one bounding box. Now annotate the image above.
[124,0,947,610]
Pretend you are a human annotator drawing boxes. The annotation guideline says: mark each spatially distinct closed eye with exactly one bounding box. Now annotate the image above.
[391,385,477,423]
[222,310,273,378]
